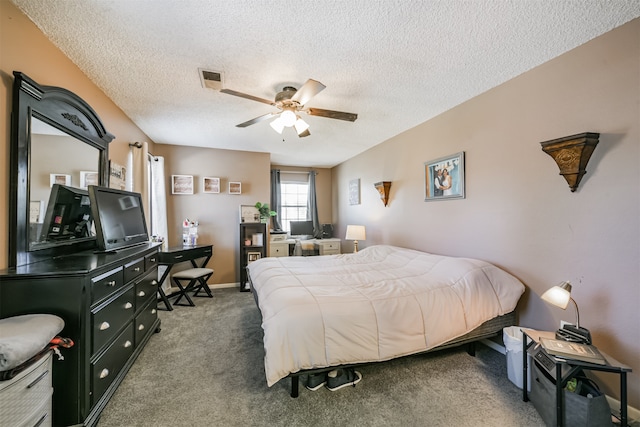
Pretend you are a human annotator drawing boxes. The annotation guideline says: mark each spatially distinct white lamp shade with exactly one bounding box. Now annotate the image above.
[280,110,297,127]
[270,117,285,134]
[541,281,572,309]
[294,117,310,135]
[345,225,366,241]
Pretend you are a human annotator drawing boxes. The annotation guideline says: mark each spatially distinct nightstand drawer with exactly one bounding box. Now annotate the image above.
[270,242,289,257]
[315,240,341,255]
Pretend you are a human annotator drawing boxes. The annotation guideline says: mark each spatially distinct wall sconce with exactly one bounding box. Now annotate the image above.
[540,132,599,192]
[345,225,366,253]
[374,181,392,206]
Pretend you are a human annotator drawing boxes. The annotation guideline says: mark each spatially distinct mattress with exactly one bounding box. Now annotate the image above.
[247,245,525,386]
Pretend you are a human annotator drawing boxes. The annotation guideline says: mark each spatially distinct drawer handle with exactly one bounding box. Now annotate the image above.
[134,267,141,272]
[33,413,48,427]
[138,324,145,331]
[124,302,133,309]
[27,370,49,388]
[138,291,146,297]
[107,280,117,287]
[99,321,110,331]
[150,257,156,262]
[99,368,109,379]
[174,255,184,259]
[151,280,158,285]
[124,340,132,348]
[151,309,157,314]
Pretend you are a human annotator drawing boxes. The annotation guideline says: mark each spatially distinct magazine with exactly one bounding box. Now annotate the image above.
[539,337,607,365]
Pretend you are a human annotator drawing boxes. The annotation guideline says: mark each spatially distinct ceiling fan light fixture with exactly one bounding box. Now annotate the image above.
[270,117,285,134]
[280,109,297,127]
[294,117,310,135]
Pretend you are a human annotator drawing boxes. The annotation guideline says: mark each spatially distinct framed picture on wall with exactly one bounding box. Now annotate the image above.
[229,181,242,194]
[79,171,99,189]
[171,175,194,195]
[50,173,71,187]
[203,177,220,193]
[424,151,465,201]
[349,178,361,205]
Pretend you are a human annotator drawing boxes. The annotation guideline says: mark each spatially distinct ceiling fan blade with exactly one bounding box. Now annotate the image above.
[220,89,275,106]
[298,129,311,138]
[306,108,358,122]
[291,79,326,105]
[236,112,277,128]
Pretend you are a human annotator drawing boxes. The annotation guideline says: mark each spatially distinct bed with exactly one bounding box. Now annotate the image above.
[247,245,525,396]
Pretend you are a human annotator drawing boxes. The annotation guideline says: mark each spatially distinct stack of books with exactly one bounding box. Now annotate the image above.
[539,337,607,365]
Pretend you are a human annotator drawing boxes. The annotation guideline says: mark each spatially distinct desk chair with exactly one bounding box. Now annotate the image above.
[170,267,214,307]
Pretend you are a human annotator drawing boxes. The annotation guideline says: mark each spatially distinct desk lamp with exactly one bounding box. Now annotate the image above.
[541,281,592,344]
[345,225,366,253]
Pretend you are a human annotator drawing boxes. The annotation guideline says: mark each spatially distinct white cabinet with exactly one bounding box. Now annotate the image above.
[269,241,290,257]
[315,238,341,255]
[0,351,53,427]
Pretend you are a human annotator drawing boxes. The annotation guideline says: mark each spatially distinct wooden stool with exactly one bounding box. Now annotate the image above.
[170,268,214,307]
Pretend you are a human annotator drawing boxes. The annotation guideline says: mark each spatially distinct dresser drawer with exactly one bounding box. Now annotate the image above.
[123,257,145,283]
[91,325,135,406]
[22,396,51,427]
[92,286,135,355]
[135,269,158,311]
[135,298,158,345]
[91,267,124,305]
[316,240,341,255]
[0,351,52,427]
[269,242,290,257]
[145,252,158,271]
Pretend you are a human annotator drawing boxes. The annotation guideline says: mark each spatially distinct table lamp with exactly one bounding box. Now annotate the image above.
[541,281,591,343]
[345,225,366,253]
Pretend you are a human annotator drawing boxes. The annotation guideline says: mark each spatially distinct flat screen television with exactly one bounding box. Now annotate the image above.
[39,184,94,244]
[289,220,314,237]
[88,186,149,252]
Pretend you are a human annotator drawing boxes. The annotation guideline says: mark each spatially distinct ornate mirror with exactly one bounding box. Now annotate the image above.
[10,72,114,267]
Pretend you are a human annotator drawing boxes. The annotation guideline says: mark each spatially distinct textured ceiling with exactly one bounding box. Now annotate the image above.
[12,1,640,167]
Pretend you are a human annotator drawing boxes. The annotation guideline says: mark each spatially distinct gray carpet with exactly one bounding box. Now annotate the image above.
[97,287,544,427]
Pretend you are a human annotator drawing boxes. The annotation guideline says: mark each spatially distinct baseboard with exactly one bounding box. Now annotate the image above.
[207,282,238,289]
[481,339,640,424]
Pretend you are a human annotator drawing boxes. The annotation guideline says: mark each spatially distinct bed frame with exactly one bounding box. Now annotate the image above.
[248,272,516,397]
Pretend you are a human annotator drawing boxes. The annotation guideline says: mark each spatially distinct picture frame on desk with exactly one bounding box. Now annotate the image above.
[240,205,260,223]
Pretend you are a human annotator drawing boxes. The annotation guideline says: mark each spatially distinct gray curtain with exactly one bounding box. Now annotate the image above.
[270,169,283,231]
[308,171,322,238]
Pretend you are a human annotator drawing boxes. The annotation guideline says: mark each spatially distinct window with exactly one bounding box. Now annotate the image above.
[280,182,308,232]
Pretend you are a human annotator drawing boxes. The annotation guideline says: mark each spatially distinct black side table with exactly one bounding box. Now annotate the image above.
[521,328,632,427]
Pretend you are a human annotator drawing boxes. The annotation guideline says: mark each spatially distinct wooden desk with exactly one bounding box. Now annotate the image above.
[157,244,213,310]
[521,328,632,426]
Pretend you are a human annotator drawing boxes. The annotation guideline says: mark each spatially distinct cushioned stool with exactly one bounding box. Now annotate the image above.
[170,268,214,307]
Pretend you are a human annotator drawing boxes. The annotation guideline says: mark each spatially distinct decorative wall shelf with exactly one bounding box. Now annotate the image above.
[540,132,600,192]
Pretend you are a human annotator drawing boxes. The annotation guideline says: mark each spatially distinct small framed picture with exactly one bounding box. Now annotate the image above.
[229,181,242,195]
[80,171,99,189]
[203,177,220,193]
[172,175,194,195]
[247,251,261,263]
[424,151,465,201]
[240,205,260,223]
[349,178,360,205]
[50,173,71,187]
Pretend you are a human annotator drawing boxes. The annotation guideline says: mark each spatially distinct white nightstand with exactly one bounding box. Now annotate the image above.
[314,238,341,255]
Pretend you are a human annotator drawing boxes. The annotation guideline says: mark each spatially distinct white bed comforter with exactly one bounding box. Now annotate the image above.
[247,245,525,386]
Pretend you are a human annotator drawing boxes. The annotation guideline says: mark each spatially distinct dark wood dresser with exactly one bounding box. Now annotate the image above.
[0,242,161,426]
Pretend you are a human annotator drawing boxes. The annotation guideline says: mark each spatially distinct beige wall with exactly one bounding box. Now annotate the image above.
[0,1,153,269]
[333,19,639,407]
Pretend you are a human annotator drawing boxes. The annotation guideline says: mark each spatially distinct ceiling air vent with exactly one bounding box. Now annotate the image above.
[199,68,223,90]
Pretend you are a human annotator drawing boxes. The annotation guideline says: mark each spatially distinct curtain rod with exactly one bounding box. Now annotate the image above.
[129,141,157,159]
[276,169,317,175]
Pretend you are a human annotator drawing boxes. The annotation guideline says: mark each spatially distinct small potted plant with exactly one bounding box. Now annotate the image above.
[255,202,276,223]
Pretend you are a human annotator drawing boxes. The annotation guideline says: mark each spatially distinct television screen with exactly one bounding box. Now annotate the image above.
[290,220,314,237]
[39,184,93,243]
[88,186,149,252]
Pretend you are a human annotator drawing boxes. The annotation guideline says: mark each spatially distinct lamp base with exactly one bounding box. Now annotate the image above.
[556,324,591,344]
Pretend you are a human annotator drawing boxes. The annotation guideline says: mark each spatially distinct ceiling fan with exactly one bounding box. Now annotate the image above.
[220,79,357,137]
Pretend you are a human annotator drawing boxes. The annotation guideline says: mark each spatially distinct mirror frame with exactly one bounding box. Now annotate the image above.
[10,71,114,267]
